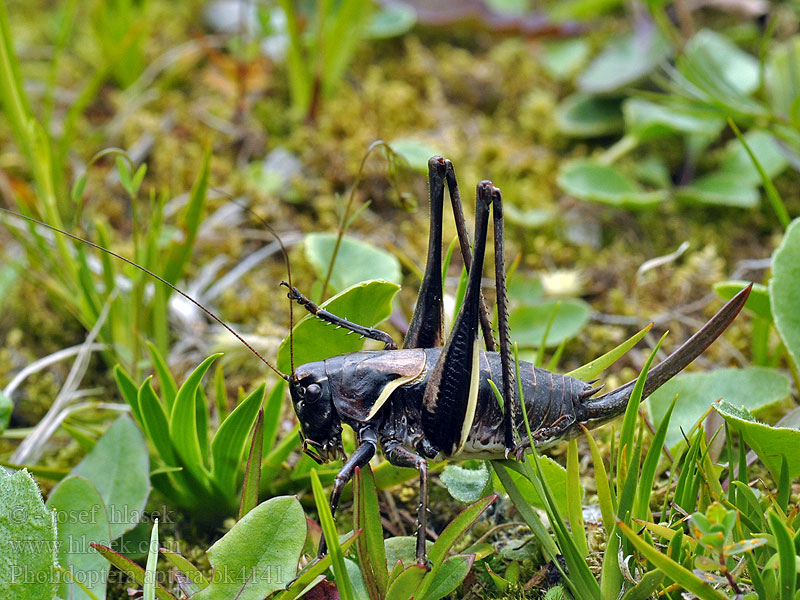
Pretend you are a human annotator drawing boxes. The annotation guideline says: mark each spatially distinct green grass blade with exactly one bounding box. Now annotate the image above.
[260,425,301,489]
[615,520,729,600]
[144,519,159,600]
[618,333,665,480]
[535,300,561,366]
[415,495,495,598]
[114,365,143,425]
[566,323,653,380]
[566,439,588,557]
[619,568,664,600]
[354,465,387,599]
[634,395,677,520]
[262,380,287,452]
[582,426,616,532]
[238,408,264,520]
[211,382,266,496]
[159,547,209,594]
[493,462,559,560]
[162,145,210,285]
[275,533,359,600]
[768,509,796,600]
[213,364,227,423]
[728,118,791,228]
[169,354,220,483]
[310,468,355,600]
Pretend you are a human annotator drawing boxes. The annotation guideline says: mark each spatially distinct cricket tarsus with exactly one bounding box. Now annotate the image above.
[0,206,289,381]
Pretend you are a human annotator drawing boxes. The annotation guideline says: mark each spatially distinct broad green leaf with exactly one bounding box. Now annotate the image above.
[275,533,358,600]
[420,554,474,600]
[92,543,177,600]
[344,557,371,600]
[675,172,759,208]
[632,156,671,188]
[195,496,305,600]
[211,382,266,496]
[441,463,492,504]
[305,233,402,293]
[541,38,591,81]
[46,476,111,600]
[0,468,57,600]
[277,280,400,373]
[578,26,671,94]
[714,280,770,322]
[508,274,544,304]
[384,536,421,569]
[770,218,800,368]
[557,160,667,208]
[509,298,591,348]
[647,367,791,450]
[715,400,800,480]
[418,494,495,599]
[365,3,416,39]
[388,138,441,173]
[555,93,623,137]
[385,565,426,600]
[623,98,723,142]
[169,354,220,485]
[494,455,573,514]
[682,29,760,96]
[73,415,151,539]
[720,129,788,186]
[491,462,559,561]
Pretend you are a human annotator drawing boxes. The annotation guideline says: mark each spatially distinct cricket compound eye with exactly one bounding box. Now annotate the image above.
[305,383,322,404]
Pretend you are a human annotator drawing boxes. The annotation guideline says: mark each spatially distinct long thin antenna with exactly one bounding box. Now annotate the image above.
[0,207,290,381]
[223,199,296,379]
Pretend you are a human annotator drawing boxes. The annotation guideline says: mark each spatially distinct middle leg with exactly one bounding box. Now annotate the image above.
[383,440,430,566]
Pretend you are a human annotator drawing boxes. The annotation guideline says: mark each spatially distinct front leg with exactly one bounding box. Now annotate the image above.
[317,429,377,558]
[382,439,430,566]
[281,283,398,350]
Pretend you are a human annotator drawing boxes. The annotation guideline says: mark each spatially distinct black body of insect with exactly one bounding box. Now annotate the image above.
[0,156,751,569]
[281,157,751,565]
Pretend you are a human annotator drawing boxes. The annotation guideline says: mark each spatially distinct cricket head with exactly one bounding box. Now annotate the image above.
[290,361,344,464]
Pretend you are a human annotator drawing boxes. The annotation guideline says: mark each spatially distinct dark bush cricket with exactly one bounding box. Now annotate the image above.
[0,156,752,568]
